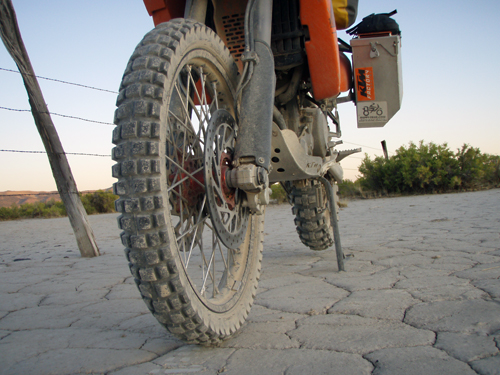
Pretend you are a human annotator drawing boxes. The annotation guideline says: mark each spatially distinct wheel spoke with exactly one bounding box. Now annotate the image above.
[215,235,228,271]
[199,239,216,297]
[178,197,208,268]
[211,82,219,111]
[188,67,210,122]
[165,156,205,190]
[170,64,225,299]
[167,109,204,147]
[173,79,205,138]
[176,198,207,241]
[163,39,249,303]
[168,173,195,194]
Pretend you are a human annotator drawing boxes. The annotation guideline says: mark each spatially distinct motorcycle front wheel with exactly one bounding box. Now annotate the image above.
[112,19,264,345]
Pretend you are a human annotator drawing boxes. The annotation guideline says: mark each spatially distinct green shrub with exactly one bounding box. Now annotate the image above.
[270,183,288,203]
[485,155,500,185]
[0,204,20,221]
[0,190,118,221]
[358,141,499,195]
[80,190,117,214]
[337,179,364,198]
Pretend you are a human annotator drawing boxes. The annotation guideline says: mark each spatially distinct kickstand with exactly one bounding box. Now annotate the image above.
[317,176,345,272]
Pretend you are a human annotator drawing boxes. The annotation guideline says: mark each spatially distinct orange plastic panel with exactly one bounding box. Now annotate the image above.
[339,52,352,92]
[143,0,185,26]
[300,0,341,100]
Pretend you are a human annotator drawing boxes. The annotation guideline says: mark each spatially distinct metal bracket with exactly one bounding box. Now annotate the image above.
[369,42,380,58]
[226,163,267,193]
[241,50,260,64]
[370,41,397,58]
[243,188,270,215]
[336,91,355,104]
[227,163,269,215]
[269,123,334,183]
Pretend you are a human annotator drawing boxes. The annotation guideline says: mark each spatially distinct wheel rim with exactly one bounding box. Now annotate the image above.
[164,53,249,310]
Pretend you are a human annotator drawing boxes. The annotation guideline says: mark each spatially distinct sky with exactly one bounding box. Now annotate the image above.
[1,0,500,191]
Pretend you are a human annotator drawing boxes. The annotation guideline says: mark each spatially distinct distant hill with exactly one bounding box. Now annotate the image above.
[0,189,112,208]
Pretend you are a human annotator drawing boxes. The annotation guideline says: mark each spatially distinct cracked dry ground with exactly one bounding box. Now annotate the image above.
[0,189,499,375]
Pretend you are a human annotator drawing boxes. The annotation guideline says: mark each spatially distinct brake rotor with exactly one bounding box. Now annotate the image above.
[204,109,249,249]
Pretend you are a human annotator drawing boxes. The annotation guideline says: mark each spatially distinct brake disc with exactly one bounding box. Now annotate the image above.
[204,109,249,249]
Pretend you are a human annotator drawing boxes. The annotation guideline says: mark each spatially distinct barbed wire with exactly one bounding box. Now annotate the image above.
[0,192,64,197]
[0,149,110,157]
[342,141,381,151]
[0,67,118,94]
[0,106,114,126]
[0,191,105,197]
[0,67,363,180]
[0,67,363,194]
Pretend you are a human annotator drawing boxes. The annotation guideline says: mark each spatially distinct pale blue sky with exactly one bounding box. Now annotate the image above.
[1,0,499,191]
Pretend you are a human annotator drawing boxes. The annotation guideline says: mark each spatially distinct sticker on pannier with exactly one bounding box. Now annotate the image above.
[355,67,375,101]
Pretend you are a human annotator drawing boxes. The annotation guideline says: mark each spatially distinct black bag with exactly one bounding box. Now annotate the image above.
[347,9,400,36]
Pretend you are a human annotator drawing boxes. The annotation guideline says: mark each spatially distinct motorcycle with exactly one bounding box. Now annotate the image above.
[112,0,402,344]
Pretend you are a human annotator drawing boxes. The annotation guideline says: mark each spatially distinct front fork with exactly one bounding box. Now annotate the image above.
[228,0,275,213]
[218,0,345,271]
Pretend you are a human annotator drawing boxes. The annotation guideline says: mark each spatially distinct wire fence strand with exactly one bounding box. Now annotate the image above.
[0,191,97,197]
[0,149,111,157]
[0,66,367,189]
[0,106,114,125]
[342,141,381,151]
[0,67,118,94]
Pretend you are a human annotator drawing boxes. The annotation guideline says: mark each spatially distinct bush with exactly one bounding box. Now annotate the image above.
[358,141,500,195]
[80,190,117,214]
[270,180,362,202]
[0,205,20,221]
[337,179,364,198]
[485,155,500,185]
[0,190,118,221]
[270,183,288,203]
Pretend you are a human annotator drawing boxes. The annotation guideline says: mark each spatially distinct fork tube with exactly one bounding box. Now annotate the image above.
[184,0,208,22]
[234,0,275,171]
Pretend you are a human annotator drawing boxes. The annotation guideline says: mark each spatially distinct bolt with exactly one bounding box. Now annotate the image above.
[258,157,265,164]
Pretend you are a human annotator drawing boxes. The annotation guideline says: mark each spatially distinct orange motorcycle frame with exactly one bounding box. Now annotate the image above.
[142,0,351,101]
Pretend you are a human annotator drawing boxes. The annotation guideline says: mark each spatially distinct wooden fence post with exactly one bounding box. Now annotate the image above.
[381,140,389,160]
[0,0,100,257]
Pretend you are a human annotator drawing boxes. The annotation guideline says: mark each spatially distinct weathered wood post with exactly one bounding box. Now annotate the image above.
[0,0,100,257]
[381,140,389,160]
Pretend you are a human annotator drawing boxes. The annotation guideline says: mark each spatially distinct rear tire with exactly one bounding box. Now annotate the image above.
[112,20,263,344]
[291,178,339,251]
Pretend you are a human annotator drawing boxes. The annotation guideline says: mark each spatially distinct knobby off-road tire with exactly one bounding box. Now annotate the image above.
[291,179,339,251]
[112,20,264,345]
